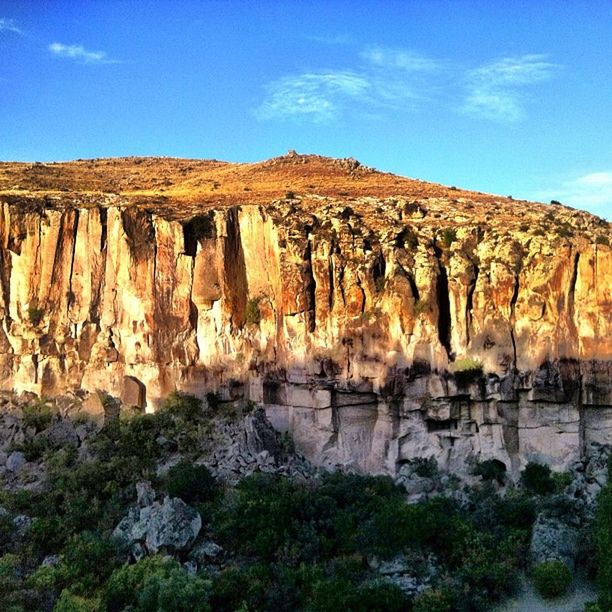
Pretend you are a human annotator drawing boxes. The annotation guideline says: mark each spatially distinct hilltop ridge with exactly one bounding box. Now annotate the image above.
[0,151,610,477]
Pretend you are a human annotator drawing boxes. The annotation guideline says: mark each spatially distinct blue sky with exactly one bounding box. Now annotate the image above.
[1,1,611,217]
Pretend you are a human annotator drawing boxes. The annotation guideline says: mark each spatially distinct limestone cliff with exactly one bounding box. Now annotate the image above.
[0,154,610,476]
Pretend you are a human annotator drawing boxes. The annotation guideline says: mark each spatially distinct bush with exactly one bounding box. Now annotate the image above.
[161,460,218,504]
[440,228,457,248]
[494,492,536,530]
[521,462,556,495]
[452,358,484,386]
[413,589,453,612]
[409,456,439,479]
[160,392,203,421]
[28,305,44,326]
[473,459,506,484]
[532,560,571,599]
[596,480,612,610]
[54,590,101,612]
[245,298,261,325]
[105,556,210,612]
[22,400,55,432]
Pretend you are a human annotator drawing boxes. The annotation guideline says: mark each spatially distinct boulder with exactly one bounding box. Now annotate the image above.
[81,391,107,418]
[6,451,26,473]
[189,540,223,565]
[113,496,201,555]
[244,408,280,459]
[136,481,156,507]
[39,419,79,448]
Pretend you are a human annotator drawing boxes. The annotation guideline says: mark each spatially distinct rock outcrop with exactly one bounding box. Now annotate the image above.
[0,154,610,477]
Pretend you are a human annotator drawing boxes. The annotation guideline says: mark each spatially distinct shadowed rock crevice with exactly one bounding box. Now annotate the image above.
[223,207,248,331]
[435,254,453,360]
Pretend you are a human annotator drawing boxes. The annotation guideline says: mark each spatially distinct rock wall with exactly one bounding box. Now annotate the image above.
[0,197,610,476]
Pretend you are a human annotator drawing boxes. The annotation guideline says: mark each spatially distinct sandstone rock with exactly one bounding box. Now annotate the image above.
[121,376,147,410]
[81,391,107,418]
[0,157,609,479]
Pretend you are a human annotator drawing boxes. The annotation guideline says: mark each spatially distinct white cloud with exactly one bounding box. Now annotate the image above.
[361,46,440,72]
[257,49,559,124]
[48,42,117,64]
[306,34,352,46]
[256,46,438,122]
[0,18,22,34]
[534,171,612,218]
[463,54,559,122]
[256,71,371,122]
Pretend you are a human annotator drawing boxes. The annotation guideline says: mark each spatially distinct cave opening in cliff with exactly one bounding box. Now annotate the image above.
[426,418,457,433]
[436,261,453,359]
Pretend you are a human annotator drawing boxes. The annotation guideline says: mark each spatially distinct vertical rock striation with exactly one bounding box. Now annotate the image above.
[0,155,610,476]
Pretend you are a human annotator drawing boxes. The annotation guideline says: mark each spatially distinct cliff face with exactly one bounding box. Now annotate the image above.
[0,154,610,476]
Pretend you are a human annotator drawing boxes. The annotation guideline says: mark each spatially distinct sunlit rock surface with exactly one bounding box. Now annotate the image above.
[0,154,610,476]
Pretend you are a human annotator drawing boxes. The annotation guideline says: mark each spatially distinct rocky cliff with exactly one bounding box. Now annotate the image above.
[0,153,610,477]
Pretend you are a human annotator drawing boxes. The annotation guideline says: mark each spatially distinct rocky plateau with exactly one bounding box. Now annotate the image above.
[0,152,610,479]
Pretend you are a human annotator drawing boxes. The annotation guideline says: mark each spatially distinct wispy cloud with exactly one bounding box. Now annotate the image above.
[48,42,117,64]
[0,18,22,34]
[256,46,439,122]
[306,34,352,46]
[463,54,560,122]
[361,46,440,72]
[534,171,612,218]
[257,49,559,124]
[256,71,370,122]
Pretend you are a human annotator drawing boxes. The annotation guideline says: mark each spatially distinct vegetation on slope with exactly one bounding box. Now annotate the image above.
[0,393,609,611]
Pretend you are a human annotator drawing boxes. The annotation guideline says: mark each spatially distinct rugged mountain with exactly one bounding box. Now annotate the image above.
[0,153,610,477]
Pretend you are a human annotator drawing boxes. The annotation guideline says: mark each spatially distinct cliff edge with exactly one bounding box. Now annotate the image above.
[0,153,610,476]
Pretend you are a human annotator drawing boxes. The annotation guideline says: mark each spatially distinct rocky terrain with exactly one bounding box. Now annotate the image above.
[0,152,610,480]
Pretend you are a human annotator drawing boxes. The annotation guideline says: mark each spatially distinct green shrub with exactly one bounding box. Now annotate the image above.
[159,392,203,421]
[245,298,261,325]
[521,462,556,495]
[28,305,44,326]
[54,590,102,612]
[452,358,484,386]
[596,480,612,610]
[13,436,50,461]
[413,589,453,612]
[494,492,536,530]
[105,556,210,612]
[532,560,571,599]
[552,471,572,492]
[161,460,218,504]
[22,400,55,432]
[473,459,506,484]
[440,228,457,248]
[409,456,439,479]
